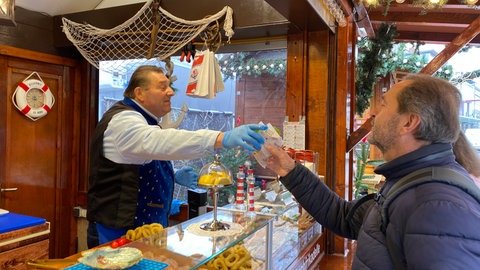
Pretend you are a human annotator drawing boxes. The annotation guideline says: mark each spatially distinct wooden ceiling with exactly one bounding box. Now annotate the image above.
[356,0,480,44]
[52,0,480,52]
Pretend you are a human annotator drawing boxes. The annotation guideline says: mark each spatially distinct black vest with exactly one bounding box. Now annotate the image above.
[87,102,141,229]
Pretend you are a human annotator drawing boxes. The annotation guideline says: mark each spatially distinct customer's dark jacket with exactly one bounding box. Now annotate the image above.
[280,143,480,269]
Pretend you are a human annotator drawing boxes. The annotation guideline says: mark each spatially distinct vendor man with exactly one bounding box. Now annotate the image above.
[87,65,266,246]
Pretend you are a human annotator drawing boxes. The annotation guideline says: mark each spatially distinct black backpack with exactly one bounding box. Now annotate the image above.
[378,166,480,270]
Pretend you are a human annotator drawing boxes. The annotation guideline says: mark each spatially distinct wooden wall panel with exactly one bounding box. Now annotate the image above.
[75,62,98,207]
[0,46,81,258]
[235,74,286,130]
[305,31,330,177]
[327,18,357,256]
[234,73,286,178]
[286,32,306,121]
[285,29,332,258]
[285,25,357,257]
[0,7,79,57]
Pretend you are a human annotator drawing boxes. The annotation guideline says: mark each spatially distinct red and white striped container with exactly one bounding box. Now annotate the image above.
[247,169,255,213]
[235,166,245,210]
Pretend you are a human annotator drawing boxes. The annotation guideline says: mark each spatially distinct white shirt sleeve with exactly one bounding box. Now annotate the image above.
[103,110,220,164]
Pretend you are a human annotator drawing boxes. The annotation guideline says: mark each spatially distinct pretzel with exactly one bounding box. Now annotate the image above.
[224,253,240,267]
[230,253,251,270]
[239,260,252,270]
[124,223,164,241]
[213,257,228,270]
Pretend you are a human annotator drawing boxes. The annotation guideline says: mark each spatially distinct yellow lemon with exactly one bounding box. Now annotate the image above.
[214,176,232,186]
[198,174,214,186]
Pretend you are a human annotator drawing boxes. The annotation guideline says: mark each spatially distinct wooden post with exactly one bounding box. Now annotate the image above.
[420,16,480,75]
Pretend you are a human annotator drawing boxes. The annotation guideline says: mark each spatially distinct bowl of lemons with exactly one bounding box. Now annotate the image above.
[197,154,233,188]
[197,154,233,231]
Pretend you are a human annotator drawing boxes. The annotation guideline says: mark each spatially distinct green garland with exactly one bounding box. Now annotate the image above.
[356,23,398,115]
[218,51,286,81]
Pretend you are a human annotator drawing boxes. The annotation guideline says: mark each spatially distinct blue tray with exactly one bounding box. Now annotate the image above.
[65,259,168,270]
[0,212,46,233]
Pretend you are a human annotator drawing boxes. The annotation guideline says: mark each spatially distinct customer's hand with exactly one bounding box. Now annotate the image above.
[222,124,268,151]
[266,145,296,177]
[175,167,198,188]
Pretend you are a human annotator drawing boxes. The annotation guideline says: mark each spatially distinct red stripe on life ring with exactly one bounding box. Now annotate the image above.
[41,84,49,92]
[18,82,29,92]
[21,105,31,115]
[43,104,51,112]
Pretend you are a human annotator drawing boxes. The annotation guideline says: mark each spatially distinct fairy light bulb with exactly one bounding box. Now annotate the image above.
[395,0,406,3]
[0,1,7,15]
[429,0,440,4]
[466,0,478,5]
[365,0,378,6]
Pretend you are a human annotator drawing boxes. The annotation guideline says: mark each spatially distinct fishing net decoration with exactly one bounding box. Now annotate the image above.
[61,0,234,71]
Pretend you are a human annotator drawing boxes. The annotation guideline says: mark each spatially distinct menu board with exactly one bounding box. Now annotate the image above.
[283,121,306,150]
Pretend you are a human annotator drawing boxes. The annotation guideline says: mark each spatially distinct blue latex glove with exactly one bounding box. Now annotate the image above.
[222,124,268,151]
[175,167,198,189]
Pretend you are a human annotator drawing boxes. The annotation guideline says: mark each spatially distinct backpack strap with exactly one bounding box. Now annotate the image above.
[380,166,480,270]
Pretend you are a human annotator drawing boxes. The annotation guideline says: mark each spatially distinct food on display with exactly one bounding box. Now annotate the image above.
[201,244,262,270]
[123,223,164,241]
[131,246,196,270]
[78,247,143,269]
[296,211,315,230]
[197,154,234,231]
[197,154,233,188]
[110,237,129,248]
[198,171,232,186]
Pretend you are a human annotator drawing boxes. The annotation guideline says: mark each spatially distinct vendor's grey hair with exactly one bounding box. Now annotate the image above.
[124,65,165,98]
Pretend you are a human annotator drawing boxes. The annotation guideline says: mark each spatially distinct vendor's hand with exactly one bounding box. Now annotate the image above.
[266,145,296,177]
[222,124,268,151]
[175,167,198,188]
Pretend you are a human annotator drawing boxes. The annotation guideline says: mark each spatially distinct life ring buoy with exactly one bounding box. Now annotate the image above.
[12,78,55,121]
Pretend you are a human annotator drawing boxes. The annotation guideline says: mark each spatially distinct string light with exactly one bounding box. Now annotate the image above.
[361,0,476,15]
[324,0,348,27]
[0,0,15,26]
[466,0,478,5]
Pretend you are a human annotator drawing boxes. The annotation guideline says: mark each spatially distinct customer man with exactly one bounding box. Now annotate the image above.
[266,74,480,269]
[87,65,266,246]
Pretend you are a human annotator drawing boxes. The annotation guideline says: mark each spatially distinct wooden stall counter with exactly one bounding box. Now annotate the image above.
[26,203,322,270]
[0,212,50,269]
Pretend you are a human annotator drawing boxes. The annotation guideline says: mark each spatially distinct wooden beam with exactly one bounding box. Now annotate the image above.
[420,15,480,75]
[393,31,480,45]
[346,116,374,152]
[368,9,479,25]
[353,2,375,38]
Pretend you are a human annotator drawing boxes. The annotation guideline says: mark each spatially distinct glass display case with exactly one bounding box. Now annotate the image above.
[127,208,275,269]
[125,200,322,270]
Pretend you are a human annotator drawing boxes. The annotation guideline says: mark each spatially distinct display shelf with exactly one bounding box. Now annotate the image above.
[129,208,275,269]
[132,194,321,269]
[36,193,321,270]
[241,206,322,270]
[126,201,314,270]
[25,203,322,270]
